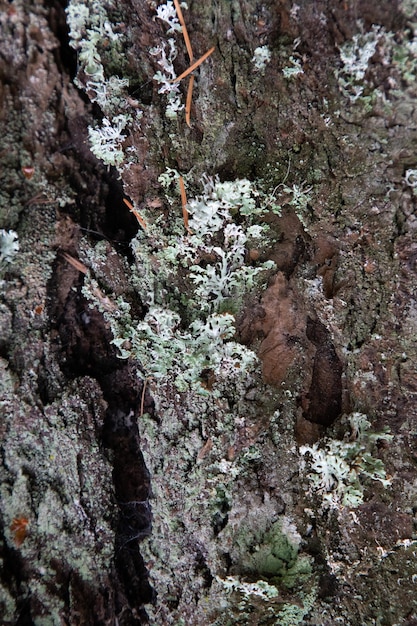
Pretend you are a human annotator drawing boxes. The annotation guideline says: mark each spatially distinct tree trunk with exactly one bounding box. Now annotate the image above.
[1,0,417,624]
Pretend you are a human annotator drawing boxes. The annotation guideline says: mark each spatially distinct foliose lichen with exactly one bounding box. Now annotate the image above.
[83,172,275,397]
[66,0,137,169]
[0,229,19,269]
[252,45,272,74]
[335,18,417,107]
[300,412,393,508]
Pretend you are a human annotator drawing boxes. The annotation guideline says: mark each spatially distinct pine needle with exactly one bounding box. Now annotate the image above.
[172,46,215,83]
[185,75,195,127]
[173,0,193,61]
[123,198,147,230]
[62,252,87,274]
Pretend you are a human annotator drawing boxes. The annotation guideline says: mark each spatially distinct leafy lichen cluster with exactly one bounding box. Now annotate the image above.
[66,0,138,167]
[300,413,392,508]
[335,18,417,107]
[83,173,275,395]
[78,161,320,620]
[0,229,19,274]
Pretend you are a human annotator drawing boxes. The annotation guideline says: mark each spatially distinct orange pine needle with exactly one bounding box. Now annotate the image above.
[173,0,193,61]
[172,46,215,83]
[185,75,194,127]
[123,198,147,230]
[179,176,192,234]
[62,252,87,274]
[123,197,135,211]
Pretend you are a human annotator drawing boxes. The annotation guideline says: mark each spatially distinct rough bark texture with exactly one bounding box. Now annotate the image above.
[1,0,417,624]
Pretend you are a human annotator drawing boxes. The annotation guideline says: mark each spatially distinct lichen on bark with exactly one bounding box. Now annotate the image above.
[1,0,417,624]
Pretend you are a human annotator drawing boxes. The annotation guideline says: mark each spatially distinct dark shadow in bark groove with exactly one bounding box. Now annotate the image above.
[304,316,342,427]
[45,0,78,80]
[0,516,33,625]
[39,12,157,602]
[44,151,155,623]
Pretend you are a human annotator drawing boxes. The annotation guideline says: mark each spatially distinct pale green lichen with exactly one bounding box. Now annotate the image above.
[218,576,279,599]
[336,19,417,106]
[88,114,129,167]
[189,223,273,312]
[83,173,275,396]
[337,25,385,97]
[66,0,137,168]
[0,229,19,266]
[150,2,195,118]
[79,164,309,622]
[335,23,391,107]
[252,46,272,74]
[300,413,393,508]
[215,574,317,626]
[155,0,183,33]
[282,183,313,227]
[233,518,313,588]
[400,0,417,18]
[282,55,304,78]
[66,0,128,111]
[150,38,185,118]
[112,307,258,393]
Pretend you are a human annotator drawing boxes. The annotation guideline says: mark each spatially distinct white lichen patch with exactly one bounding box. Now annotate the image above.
[0,229,19,265]
[66,0,127,111]
[300,413,393,508]
[282,55,304,78]
[88,115,129,166]
[66,0,139,169]
[155,0,184,34]
[335,19,417,106]
[335,23,390,104]
[252,46,271,73]
[405,168,417,194]
[150,38,185,118]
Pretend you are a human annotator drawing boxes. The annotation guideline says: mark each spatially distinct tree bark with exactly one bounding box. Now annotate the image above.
[1,0,417,624]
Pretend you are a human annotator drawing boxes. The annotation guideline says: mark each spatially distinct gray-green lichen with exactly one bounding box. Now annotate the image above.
[82,173,276,396]
[0,380,115,625]
[79,184,321,620]
[300,413,392,508]
[79,173,301,622]
[66,0,140,168]
[332,13,417,123]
